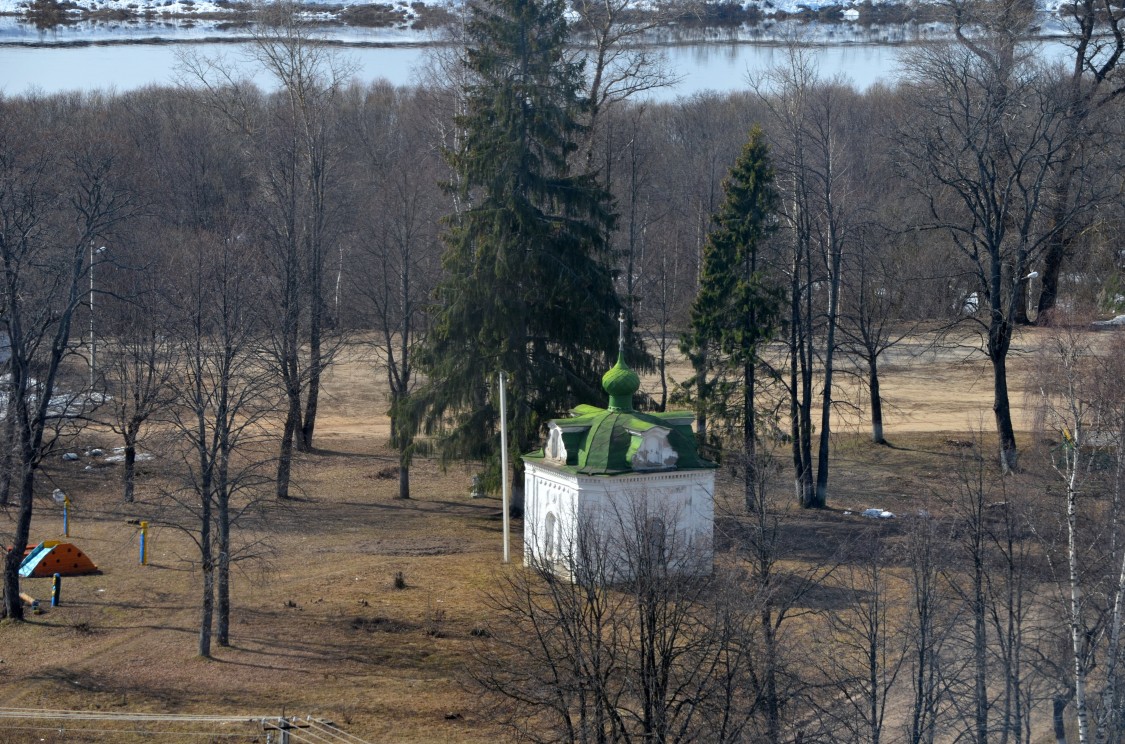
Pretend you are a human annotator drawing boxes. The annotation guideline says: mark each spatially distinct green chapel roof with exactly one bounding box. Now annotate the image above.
[523,312,715,476]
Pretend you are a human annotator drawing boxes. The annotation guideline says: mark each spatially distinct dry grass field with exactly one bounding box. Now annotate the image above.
[0,326,1110,742]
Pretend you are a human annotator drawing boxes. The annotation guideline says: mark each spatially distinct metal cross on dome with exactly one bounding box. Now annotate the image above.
[618,310,626,356]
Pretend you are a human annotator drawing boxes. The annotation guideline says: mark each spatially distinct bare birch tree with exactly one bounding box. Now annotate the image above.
[1033,320,1125,743]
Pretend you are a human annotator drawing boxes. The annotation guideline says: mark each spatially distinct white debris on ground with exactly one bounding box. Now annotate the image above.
[102,452,156,464]
[1,383,110,420]
[862,508,896,519]
[61,446,157,463]
[1092,315,1125,328]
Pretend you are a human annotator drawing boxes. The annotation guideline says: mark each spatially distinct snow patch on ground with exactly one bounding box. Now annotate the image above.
[102,452,156,463]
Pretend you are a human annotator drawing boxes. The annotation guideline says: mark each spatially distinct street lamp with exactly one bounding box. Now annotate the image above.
[1025,270,1039,322]
[90,244,106,388]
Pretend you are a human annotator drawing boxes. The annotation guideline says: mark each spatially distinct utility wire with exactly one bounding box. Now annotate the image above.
[0,708,262,723]
[286,724,353,744]
[306,719,370,743]
[0,720,257,733]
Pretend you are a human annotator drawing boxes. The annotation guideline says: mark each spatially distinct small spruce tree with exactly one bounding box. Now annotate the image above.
[683,126,781,512]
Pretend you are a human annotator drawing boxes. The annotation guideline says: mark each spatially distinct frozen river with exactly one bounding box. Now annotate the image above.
[0,18,1074,98]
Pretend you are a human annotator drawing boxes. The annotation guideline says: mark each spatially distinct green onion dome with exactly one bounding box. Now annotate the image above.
[602,354,640,412]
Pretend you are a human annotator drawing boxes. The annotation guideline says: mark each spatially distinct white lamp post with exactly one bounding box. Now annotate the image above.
[499,370,510,564]
[90,245,106,388]
[1025,270,1039,322]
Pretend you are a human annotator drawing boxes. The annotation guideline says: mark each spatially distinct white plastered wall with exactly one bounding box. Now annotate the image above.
[524,461,714,581]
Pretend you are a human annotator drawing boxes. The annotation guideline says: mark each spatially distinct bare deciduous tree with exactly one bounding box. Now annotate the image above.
[475,498,765,744]
[180,5,352,498]
[343,84,443,500]
[0,97,135,620]
[812,533,908,744]
[163,233,276,656]
[899,41,1078,473]
[100,265,178,503]
[761,50,860,508]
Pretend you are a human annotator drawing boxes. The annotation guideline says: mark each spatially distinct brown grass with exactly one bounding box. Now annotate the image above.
[0,326,1111,741]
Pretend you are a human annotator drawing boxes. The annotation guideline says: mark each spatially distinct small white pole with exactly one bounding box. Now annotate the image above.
[89,243,96,389]
[499,370,510,564]
[1025,270,1039,321]
[89,245,105,388]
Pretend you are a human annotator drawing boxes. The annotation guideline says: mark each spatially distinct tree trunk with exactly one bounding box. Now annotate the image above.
[797,380,817,508]
[2,465,34,621]
[1055,695,1070,744]
[299,313,321,452]
[0,396,14,507]
[744,359,757,513]
[1069,477,1092,744]
[762,607,781,743]
[814,309,838,508]
[217,555,229,646]
[790,262,816,508]
[870,355,886,445]
[992,354,1019,474]
[989,317,1018,473]
[276,399,298,500]
[123,436,137,503]
[974,536,988,744]
[1038,236,1064,325]
[789,337,806,504]
[1014,277,1031,325]
[198,494,214,658]
[398,463,410,501]
[217,476,230,647]
[1,547,20,620]
[278,245,302,488]
[798,238,818,508]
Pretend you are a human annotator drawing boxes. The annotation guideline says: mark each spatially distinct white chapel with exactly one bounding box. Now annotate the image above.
[522,317,717,582]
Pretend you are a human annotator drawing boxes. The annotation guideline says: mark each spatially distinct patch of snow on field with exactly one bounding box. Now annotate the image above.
[103,452,156,463]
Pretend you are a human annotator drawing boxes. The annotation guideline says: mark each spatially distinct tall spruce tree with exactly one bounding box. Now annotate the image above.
[683,126,781,512]
[412,0,621,500]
